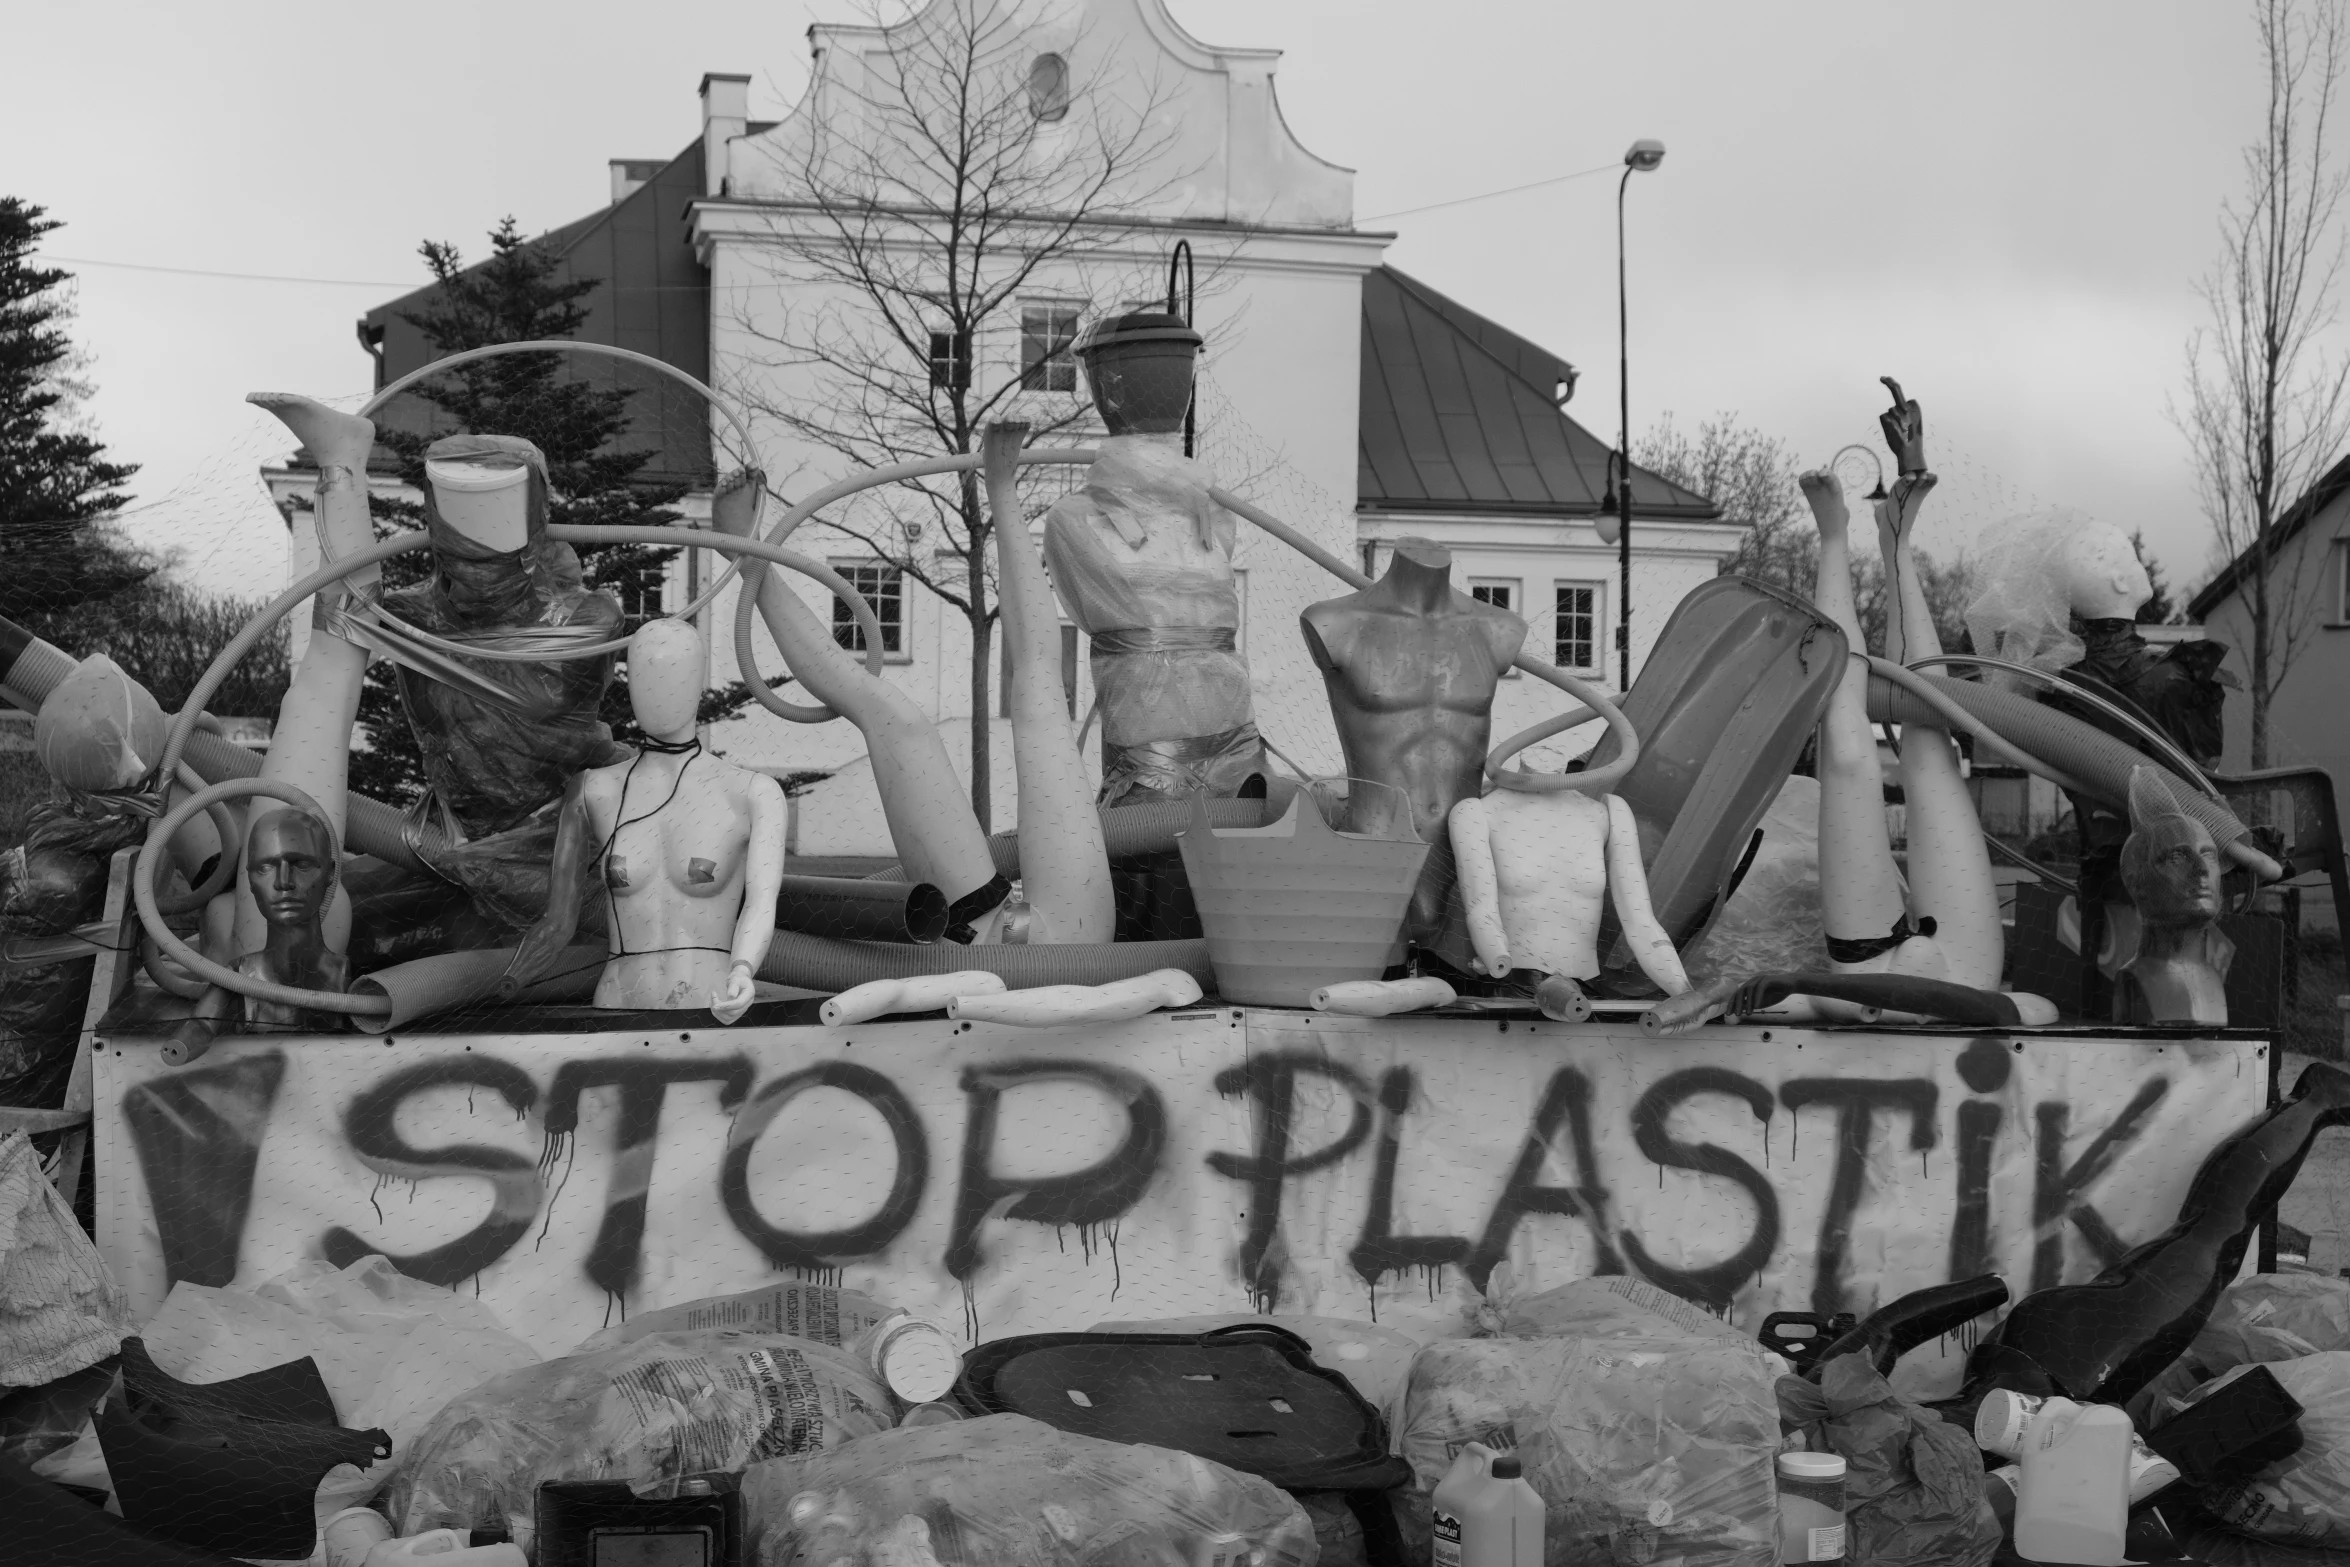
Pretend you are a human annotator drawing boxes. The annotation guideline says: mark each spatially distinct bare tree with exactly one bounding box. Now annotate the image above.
[728,0,1189,828]
[2177,0,2350,767]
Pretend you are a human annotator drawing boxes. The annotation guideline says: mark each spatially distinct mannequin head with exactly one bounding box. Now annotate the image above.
[628,619,702,744]
[2060,520,2153,621]
[245,811,338,934]
[2121,767,2221,925]
[35,655,166,794]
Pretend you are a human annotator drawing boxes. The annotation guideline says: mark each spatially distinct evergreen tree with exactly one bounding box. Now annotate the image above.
[0,198,148,633]
[348,219,703,802]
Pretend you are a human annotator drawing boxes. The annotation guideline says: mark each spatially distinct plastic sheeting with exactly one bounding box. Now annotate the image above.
[1679,775,1830,989]
[740,1413,1318,1567]
[2201,1353,2350,1549]
[1961,512,2098,687]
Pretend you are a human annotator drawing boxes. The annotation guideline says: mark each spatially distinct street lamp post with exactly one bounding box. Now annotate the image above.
[1600,137,1664,692]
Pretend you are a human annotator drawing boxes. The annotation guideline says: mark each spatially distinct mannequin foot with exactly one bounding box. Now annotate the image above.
[713,466,766,540]
[248,393,374,471]
[1798,468,1849,541]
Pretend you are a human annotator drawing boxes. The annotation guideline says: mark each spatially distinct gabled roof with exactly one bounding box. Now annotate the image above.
[1357,267,1719,520]
[356,140,714,487]
[2187,447,2350,618]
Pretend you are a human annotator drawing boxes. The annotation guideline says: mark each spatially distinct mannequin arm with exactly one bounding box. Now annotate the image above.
[1604,794,1688,995]
[1448,796,1510,976]
[716,774,788,1022]
[501,775,590,995]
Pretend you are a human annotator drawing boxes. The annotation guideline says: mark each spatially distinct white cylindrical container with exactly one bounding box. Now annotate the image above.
[1776,1452,1847,1562]
[324,1507,394,1567]
[1976,1390,2179,1502]
[865,1314,962,1404]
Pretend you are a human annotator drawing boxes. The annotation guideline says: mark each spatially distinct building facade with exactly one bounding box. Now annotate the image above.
[285,0,1735,852]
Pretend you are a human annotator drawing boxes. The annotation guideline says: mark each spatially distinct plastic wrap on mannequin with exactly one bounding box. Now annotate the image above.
[2115,767,2233,1026]
[1042,436,1262,805]
[1448,788,1689,1003]
[1959,1058,2350,1410]
[172,811,351,1059]
[1302,540,1523,944]
[1799,469,1946,999]
[507,620,784,1021]
[1874,470,2002,991]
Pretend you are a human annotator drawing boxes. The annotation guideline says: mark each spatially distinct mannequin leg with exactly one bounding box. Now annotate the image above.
[1876,478,2003,989]
[244,395,375,953]
[714,470,1006,935]
[1801,471,1909,967]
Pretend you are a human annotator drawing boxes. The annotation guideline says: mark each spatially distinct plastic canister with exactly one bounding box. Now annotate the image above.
[2013,1401,2133,1566]
[897,1400,967,1428]
[1430,1444,1544,1567]
[363,1532,528,1567]
[1776,1452,1846,1562]
[324,1507,395,1567]
[863,1314,962,1404]
[1976,1390,2180,1502]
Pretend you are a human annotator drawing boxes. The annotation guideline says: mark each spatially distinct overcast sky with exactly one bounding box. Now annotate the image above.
[0,0,2318,602]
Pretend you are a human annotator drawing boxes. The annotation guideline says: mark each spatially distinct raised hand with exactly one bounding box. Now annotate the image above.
[1878,375,1927,475]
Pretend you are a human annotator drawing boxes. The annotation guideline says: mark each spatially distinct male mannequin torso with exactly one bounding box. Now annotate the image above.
[1302,540,1524,941]
[1454,789,1609,978]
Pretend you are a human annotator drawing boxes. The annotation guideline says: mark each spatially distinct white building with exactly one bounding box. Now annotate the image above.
[281,0,1736,854]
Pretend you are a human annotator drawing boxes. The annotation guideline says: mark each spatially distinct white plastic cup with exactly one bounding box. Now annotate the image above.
[897,1400,967,1428]
[324,1507,395,1567]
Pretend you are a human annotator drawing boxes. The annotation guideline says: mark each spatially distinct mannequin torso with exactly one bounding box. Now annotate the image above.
[586,745,776,1011]
[1453,789,1608,979]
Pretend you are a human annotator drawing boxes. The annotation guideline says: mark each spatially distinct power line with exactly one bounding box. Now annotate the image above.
[1359,162,1620,224]
[46,255,415,288]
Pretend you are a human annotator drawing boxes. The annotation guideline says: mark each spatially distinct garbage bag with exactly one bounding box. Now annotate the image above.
[1679,776,1829,989]
[387,1329,894,1551]
[1494,1275,1759,1353]
[2132,1273,2350,1428]
[1394,1333,1780,1566]
[2197,1352,2350,1548]
[1775,1351,1999,1567]
[0,1128,127,1387]
[34,654,166,794]
[1088,1312,1431,1419]
[578,1280,898,1353]
[740,1412,1318,1567]
[139,1253,539,1506]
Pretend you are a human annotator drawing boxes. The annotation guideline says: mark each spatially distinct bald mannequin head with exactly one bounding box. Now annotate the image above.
[246,810,338,933]
[2062,520,2154,622]
[628,619,703,745]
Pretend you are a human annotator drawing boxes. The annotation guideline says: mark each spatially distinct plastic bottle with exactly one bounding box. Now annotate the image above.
[324,1507,394,1567]
[1975,1391,2180,1502]
[1430,1444,1544,1567]
[860,1313,962,1404]
[1776,1452,1846,1562]
[2013,1400,2133,1565]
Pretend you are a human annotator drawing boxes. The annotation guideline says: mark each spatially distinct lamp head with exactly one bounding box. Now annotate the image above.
[1625,139,1665,172]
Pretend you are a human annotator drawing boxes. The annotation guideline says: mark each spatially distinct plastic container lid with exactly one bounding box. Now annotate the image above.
[876,1319,962,1403]
[1973,1388,2048,1459]
[1491,1455,1523,1479]
[1777,1452,1847,1479]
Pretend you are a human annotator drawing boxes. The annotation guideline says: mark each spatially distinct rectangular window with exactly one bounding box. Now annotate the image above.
[1468,579,1517,615]
[832,562,904,657]
[929,330,970,391]
[1020,304,1081,392]
[1555,582,1601,672]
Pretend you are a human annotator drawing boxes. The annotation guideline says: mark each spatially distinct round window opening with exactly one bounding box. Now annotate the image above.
[1029,53,1070,122]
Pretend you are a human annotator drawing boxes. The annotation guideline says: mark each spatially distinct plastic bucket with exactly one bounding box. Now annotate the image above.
[1179,789,1427,1006]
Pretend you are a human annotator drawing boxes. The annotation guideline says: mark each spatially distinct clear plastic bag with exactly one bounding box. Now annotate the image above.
[2131,1273,2350,1427]
[576,1280,898,1353]
[386,1329,893,1551]
[0,1128,128,1389]
[1776,1354,2000,1567]
[2197,1353,2350,1548]
[1494,1276,1762,1354]
[1393,1334,1781,1566]
[1961,512,2098,687]
[741,1412,1319,1567]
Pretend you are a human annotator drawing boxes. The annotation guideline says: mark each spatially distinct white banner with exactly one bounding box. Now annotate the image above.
[95,1012,2269,1379]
